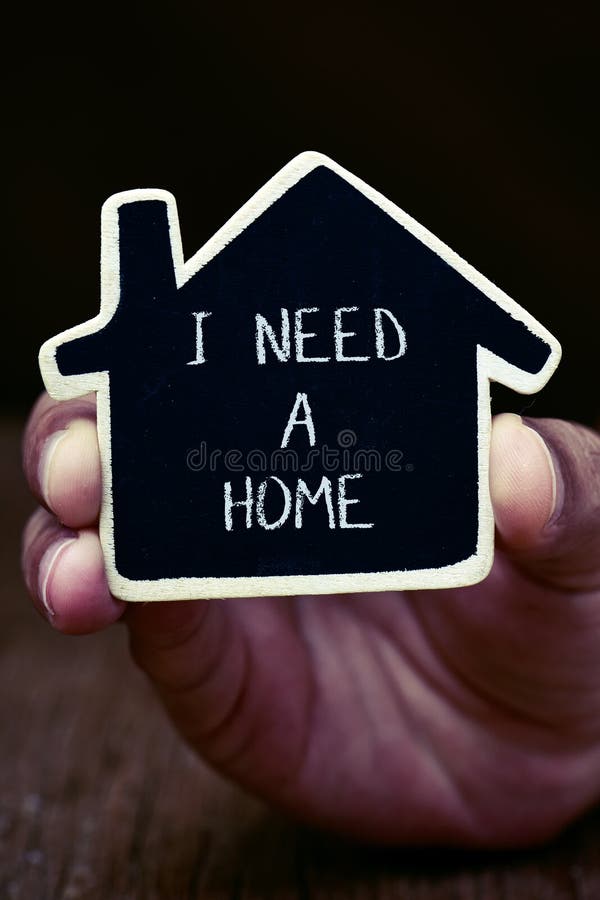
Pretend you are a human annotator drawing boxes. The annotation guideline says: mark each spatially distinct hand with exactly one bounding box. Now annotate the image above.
[21,393,600,847]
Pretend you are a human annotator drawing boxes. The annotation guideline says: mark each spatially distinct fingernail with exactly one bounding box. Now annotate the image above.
[520,418,559,525]
[38,430,69,509]
[38,538,77,617]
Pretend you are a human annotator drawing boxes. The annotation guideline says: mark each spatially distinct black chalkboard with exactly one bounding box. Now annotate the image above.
[39,152,561,600]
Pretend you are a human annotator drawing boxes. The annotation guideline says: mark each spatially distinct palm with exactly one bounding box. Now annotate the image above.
[22,396,600,846]
[127,544,600,846]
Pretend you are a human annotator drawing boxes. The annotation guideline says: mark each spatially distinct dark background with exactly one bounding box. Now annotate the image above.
[6,1,598,424]
[2,6,600,893]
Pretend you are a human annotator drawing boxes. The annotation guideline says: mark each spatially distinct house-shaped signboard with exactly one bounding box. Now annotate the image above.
[39,152,561,601]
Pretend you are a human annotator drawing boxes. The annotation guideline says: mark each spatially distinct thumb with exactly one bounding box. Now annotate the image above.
[490,413,600,591]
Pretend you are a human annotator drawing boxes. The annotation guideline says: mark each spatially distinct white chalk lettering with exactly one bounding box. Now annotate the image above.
[338,473,374,529]
[224,477,253,530]
[254,307,406,363]
[294,308,331,362]
[224,474,373,530]
[374,308,407,361]
[256,476,292,530]
[295,477,336,528]
[187,311,212,365]
[256,308,291,364]
[334,307,369,361]
[281,392,316,448]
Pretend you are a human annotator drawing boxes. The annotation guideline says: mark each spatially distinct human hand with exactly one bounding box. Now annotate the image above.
[21,393,600,847]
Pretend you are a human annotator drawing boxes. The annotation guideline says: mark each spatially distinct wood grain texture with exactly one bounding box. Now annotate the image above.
[2,420,600,898]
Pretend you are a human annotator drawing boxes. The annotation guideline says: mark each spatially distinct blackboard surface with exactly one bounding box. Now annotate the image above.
[39,152,560,600]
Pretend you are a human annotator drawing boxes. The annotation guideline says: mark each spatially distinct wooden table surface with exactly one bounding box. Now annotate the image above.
[2,420,600,900]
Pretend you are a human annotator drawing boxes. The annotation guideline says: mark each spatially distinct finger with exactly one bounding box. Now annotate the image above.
[22,392,101,528]
[490,413,600,591]
[21,507,124,633]
[125,595,311,791]
[125,599,249,758]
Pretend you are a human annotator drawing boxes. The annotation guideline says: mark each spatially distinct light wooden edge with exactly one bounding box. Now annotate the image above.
[38,150,562,601]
